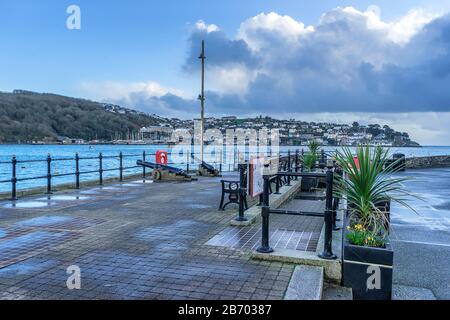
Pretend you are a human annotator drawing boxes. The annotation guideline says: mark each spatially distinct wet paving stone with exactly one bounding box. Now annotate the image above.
[0,230,81,269]
[0,226,33,240]
[15,215,105,231]
[0,173,302,300]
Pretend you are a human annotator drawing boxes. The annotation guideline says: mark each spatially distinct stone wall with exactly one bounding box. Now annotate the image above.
[406,155,450,169]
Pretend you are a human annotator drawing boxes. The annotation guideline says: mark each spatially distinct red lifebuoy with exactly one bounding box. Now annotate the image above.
[156,150,168,165]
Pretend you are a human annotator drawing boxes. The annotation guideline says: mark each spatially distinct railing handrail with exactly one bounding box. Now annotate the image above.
[255,152,340,260]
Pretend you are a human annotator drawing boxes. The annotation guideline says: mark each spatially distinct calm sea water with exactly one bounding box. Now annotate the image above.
[0,144,449,193]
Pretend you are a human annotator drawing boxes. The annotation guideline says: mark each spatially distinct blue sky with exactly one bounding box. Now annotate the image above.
[1,1,450,144]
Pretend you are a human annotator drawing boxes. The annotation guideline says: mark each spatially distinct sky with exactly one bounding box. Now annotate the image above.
[1,1,450,145]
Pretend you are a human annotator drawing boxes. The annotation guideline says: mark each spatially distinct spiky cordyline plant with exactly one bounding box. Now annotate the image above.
[302,140,320,171]
[335,145,416,237]
[308,140,320,156]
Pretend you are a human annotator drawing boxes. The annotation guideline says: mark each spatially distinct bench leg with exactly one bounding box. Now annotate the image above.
[219,192,225,211]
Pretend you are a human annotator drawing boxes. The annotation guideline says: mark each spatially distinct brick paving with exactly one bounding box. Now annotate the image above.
[0,174,299,300]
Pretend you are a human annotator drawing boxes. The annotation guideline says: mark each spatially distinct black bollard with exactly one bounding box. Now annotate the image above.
[257,175,273,253]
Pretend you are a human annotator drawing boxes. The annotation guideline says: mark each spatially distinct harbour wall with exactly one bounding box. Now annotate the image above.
[406,155,450,169]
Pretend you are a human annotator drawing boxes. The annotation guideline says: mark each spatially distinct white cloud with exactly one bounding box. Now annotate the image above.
[78,80,187,103]
[195,20,219,33]
[237,12,314,51]
[207,64,260,96]
[360,7,440,44]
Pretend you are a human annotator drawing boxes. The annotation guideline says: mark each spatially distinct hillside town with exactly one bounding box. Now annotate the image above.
[7,97,419,146]
[140,114,420,147]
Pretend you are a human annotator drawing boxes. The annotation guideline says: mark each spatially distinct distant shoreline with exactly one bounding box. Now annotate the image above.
[0,143,424,148]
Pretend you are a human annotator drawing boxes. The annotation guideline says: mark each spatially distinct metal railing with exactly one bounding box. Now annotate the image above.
[0,147,332,201]
[254,158,341,260]
[0,151,226,200]
[0,152,155,200]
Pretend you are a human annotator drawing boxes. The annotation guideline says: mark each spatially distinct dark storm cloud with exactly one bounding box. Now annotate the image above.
[180,9,450,114]
[113,8,450,116]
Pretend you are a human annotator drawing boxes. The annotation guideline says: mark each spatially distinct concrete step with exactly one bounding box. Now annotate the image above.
[322,283,353,300]
[392,285,436,300]
[284,265,324,300]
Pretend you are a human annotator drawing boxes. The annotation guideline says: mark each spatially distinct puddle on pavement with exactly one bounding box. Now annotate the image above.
[132,180,154,184]
[0,229,6,238]
[37,195,90,201]
[0,258,55,278]
[3,201,51,209]
[178,199,213,209]
[100,187,122,191]
[79,189,102,195]
[119,184,140,187]
[0,231,67,251]
[16,215,73,227]
[0,230,75,264]
[187,204,212,209]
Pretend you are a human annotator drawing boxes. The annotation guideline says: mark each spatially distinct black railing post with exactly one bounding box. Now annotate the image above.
[46,154,52,194]
[75,153,80,189]
[235,163,248,222]
[319,166,337,260]
[333,165,343,230]
[11,155,17,200]
[219,150,223,174]
[263,174,270,207]
[257,174,273,253]
[186,151,190,172]
[301,149,305,172]
[287,150,292,186]
[99,153,103,185]
[142,151,146,179]
[119,152,123,182]
[332,197,341,231]
[295,149,299,180]
[275,175,280,194]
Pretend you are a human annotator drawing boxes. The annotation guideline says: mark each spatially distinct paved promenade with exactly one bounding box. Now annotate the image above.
[391,168,450,299]
[0,173,296,300]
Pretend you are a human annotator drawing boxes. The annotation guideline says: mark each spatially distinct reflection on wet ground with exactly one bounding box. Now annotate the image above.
[391,168,450,299]
[3,201,53,209]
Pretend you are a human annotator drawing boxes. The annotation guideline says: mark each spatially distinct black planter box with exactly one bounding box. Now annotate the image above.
[342,219,394,300]
[300,176,318,192]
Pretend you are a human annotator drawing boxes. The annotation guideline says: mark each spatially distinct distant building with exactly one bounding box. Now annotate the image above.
[140,126,173,143]
[221,116,237,121]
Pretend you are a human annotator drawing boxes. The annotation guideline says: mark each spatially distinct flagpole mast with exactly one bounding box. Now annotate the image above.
[198,40,205,163]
